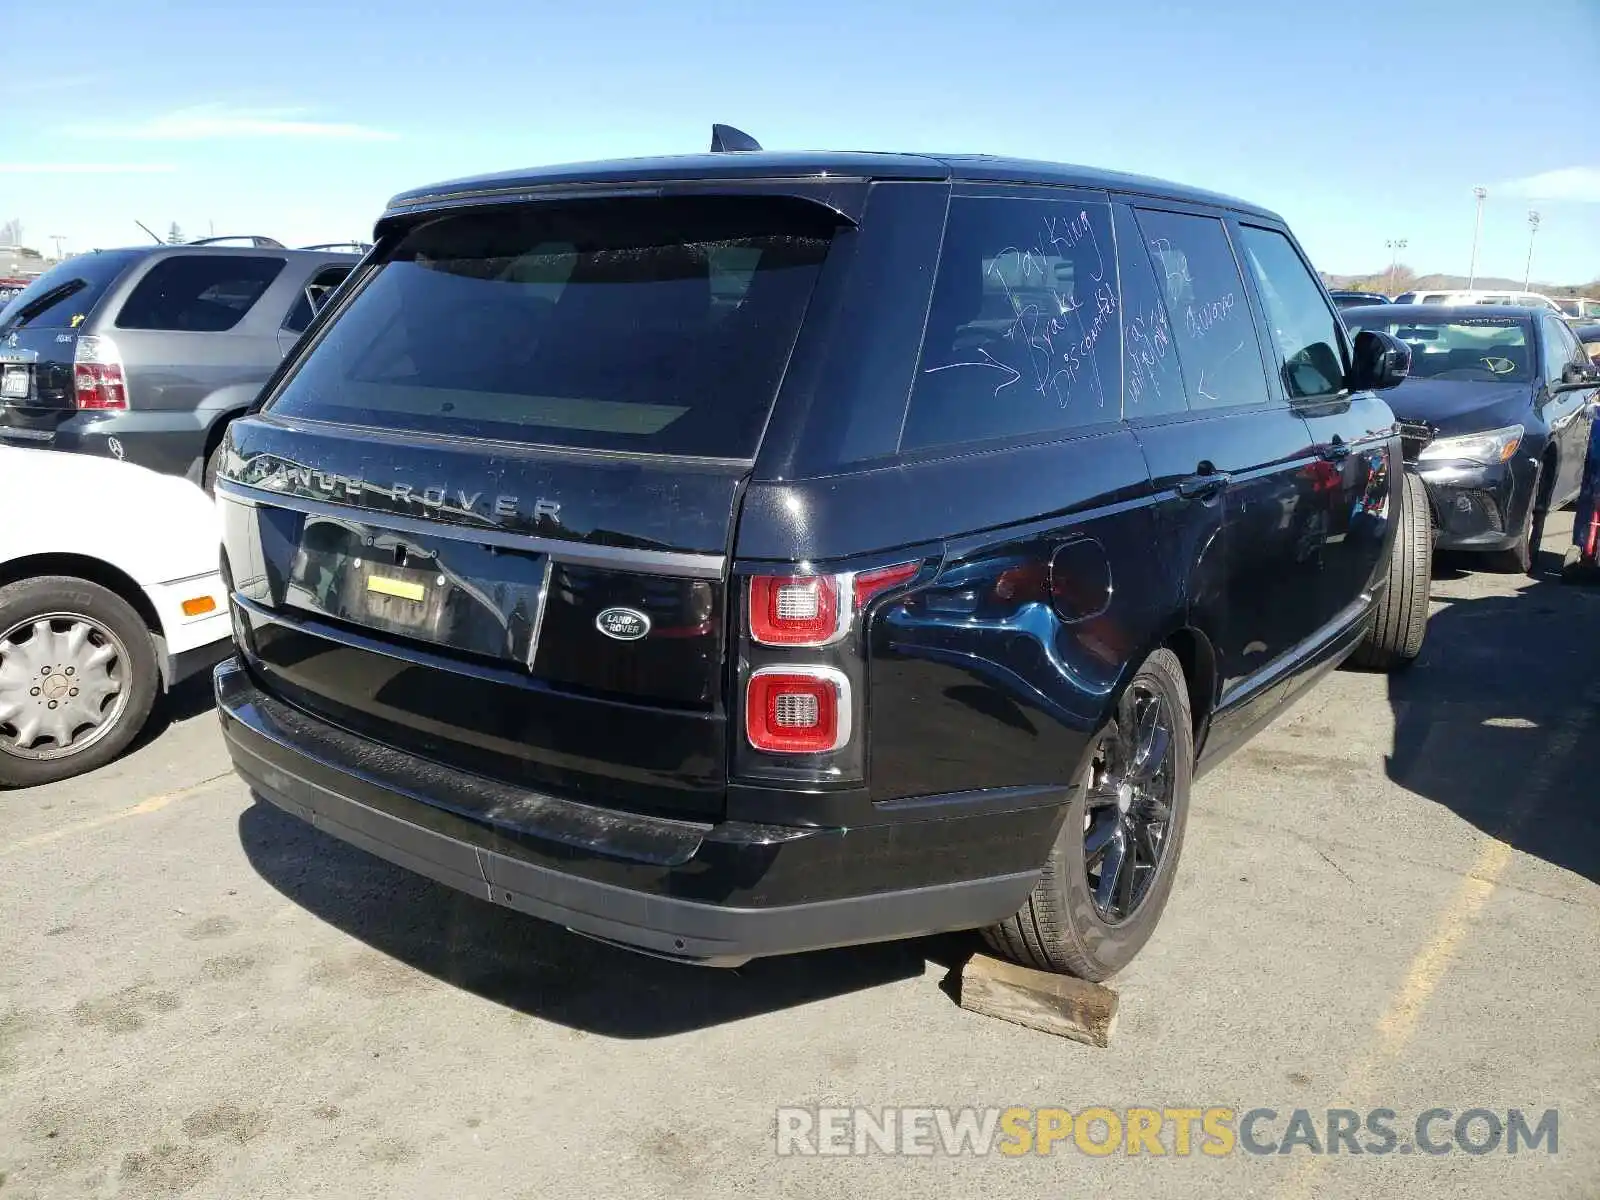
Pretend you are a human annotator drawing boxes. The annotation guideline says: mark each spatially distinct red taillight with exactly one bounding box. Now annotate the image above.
[749,562,920,646]
[853,561,921,608]
[749,574,843,646]
[745,667,850,754]
[73,335,127,411]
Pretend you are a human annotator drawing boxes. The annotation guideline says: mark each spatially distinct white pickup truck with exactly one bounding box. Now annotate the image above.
[0,446,230,787]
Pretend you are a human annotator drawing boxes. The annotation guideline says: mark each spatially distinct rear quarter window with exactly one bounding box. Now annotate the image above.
[115,255,286,332]
[265,196,835,458]
[900,196,1122,452]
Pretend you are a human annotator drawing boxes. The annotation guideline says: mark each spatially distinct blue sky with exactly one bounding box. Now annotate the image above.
[4,0,1598,283]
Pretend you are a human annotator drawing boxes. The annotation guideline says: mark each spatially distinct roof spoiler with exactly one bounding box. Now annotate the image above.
[710,124,762,153]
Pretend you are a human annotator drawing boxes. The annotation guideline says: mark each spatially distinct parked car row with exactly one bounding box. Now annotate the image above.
[0,241,360,490]
[5,128,1596,988]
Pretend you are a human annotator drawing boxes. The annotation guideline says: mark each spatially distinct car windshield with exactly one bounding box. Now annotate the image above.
[1344,313,1534,382]
[265,195,836,458]
[0,250,143,330]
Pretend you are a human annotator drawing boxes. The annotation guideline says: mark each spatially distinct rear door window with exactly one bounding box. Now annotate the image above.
[115,255,286,332]
[1133,209,1270,411]
[901,196,1122,452]
[1236,225,1347,399]
[283,266,354,334]
[0,250,143,330]
[265,196,835,458]
[1113,204,1188,418]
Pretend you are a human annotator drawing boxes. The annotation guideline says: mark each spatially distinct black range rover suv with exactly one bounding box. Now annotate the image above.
[214,136,1428,980]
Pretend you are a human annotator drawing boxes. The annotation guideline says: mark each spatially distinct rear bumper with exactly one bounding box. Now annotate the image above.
[0,410,209,482]
[215,658,1058,966]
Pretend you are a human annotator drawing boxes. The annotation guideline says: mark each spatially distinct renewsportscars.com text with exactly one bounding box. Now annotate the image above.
[775,1106,1559,1158]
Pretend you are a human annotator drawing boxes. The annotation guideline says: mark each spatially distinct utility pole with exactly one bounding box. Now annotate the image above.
[1468,186,1487,290]
[1385,238,1408,294]
[1523,211,1541,291]
[49,235,66,260]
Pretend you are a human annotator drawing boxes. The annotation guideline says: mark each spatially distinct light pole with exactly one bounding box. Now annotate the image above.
[49,235,66,261]
[1385,238,1408,294]
[1523,211,1541,291]
[1468,186,1487,290]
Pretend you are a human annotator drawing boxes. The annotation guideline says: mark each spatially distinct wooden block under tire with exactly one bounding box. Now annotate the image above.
[958,953,1119,1047]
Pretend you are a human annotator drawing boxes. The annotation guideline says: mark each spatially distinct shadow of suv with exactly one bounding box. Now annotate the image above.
[0,239,360,490]
[212,131,1428,981]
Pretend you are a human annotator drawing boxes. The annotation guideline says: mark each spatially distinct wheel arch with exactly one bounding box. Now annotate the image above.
[1537,441,1559,511]
[1101,618,1219,769]
[0,554,166,672]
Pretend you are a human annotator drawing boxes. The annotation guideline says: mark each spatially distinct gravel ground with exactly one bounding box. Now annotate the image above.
[2,514,1597,1199]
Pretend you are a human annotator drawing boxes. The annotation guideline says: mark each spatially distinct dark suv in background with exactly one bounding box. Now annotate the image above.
[213,135,1427,980]
[0,240,360,490]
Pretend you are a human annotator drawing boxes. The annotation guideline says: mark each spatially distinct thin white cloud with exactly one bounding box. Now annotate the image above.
[104,105,399,143]
[1495,166,1600,203]
[0,163,177,174]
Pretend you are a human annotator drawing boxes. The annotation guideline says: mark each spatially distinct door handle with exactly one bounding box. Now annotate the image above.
[1175,470,1231,500]
[1319,437,1351,462]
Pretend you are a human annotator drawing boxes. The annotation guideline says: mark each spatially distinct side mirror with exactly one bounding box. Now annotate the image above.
[1349,329,1411,391]
[1551,361,1600,396]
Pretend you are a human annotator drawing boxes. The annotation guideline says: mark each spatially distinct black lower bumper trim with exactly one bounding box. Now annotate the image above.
[217,659,1052,966]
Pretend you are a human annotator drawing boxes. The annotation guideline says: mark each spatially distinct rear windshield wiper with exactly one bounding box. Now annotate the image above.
[0,279,85,332]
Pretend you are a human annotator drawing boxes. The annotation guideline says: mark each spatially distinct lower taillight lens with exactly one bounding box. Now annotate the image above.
[746,666,850,754]
[73,335,127,410]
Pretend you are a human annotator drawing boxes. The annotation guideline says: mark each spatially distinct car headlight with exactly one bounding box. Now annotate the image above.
[1416,424,1523,466]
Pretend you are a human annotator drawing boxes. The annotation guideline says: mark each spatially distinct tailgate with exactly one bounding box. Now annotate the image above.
[0,328,77,433]
[222,417,742,821]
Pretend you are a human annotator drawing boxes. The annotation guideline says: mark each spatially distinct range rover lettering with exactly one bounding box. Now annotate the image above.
[214,130,1428,980]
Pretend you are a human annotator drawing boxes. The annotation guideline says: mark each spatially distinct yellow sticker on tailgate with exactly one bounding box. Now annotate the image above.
[366,575,426,602]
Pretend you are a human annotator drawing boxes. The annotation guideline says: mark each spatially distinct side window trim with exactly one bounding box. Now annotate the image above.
[1231,218,1350,406]
[1126,201,1275,414]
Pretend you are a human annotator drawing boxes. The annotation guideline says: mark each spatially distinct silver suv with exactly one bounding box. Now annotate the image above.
[0,240,361,490]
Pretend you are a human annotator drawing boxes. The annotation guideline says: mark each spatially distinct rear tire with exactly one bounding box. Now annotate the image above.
[202,440,225,497]
[0,577,159,789]
[982,648,1193,981]
[1350,470,1432,671]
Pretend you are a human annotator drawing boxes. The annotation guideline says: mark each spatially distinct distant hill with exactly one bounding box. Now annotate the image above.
[1322,268,1600,298]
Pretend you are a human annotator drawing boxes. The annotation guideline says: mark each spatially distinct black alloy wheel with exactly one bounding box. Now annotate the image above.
[1082,682,1177,923]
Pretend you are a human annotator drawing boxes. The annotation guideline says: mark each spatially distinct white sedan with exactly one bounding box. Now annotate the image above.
[0,447,230,787]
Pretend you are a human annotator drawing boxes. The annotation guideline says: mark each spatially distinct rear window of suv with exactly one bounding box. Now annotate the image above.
[0,250,143,330]
[264,196,835,458]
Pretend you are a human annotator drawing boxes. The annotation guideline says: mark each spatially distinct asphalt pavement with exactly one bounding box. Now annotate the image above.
[2,515,1597,1199]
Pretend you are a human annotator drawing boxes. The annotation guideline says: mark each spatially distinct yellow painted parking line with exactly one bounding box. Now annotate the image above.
[1276,684,1596,1199]
[0,771,233,856]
